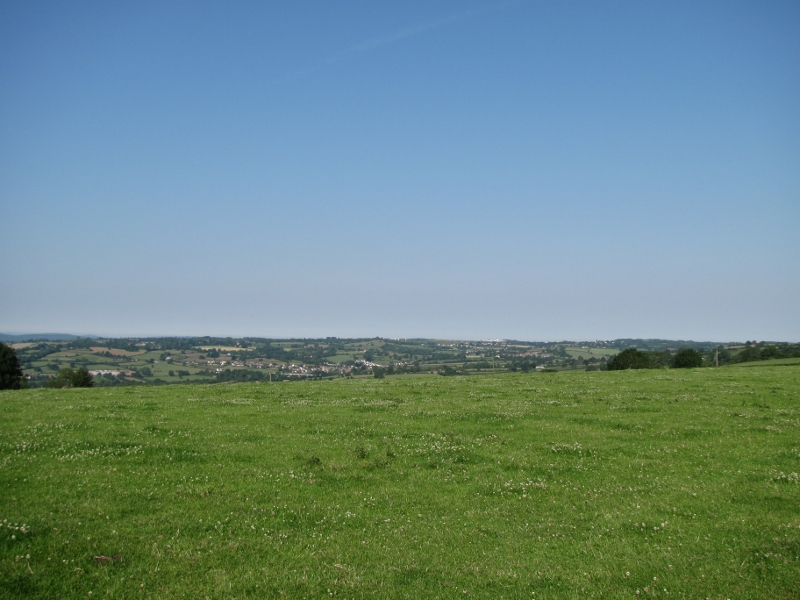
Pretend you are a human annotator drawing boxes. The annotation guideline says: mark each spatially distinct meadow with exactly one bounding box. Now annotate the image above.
[1,367,798,599]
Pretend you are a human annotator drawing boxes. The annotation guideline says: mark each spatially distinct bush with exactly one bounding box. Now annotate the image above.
[607,349,652,370]
[48,367,94,388]
[648,351,673,369]
[0,343,24,390]
[672,348,703,369]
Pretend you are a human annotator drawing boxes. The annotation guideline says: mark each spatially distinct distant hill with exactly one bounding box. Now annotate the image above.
[0,333,87,342]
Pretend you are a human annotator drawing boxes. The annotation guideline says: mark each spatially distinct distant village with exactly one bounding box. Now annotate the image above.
[5,335,792,388]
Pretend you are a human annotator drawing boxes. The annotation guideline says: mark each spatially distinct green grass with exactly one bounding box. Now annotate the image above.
[326,354,362,364]
[727,358,800,368]
[1,368,798,599]
[564,347,618,359]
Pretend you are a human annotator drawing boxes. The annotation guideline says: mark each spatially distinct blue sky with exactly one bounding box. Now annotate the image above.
[1,1,798,341]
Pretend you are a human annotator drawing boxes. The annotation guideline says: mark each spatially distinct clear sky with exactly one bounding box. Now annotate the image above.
[1,1,798,341]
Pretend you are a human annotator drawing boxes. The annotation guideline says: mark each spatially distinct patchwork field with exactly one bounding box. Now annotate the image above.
[1,367,798,599]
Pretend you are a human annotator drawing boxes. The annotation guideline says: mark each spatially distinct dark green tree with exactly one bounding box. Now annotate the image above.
[706,346,732,365]
[0,343,24,390]
[48,367,94,388]
[72,367,94,387]
[607,348,652,370]
[49,369,73,388]
[760,346,780,360]
[672,348,703,369]
[648,351,673,369]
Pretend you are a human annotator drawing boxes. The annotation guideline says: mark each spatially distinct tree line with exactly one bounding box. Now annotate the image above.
[607,348,704,370]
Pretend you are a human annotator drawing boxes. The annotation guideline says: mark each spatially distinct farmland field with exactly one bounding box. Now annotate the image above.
[729,358,800,368]
[1,367,798,599]
[564,347,618,359]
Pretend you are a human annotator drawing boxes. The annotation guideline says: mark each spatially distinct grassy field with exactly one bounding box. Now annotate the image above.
[564,347,618,359]
[728,358,800,368]
[1,367,798,599]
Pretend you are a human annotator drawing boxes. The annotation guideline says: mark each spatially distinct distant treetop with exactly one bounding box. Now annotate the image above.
[606,348,652,370]
[0,343,25,390]
[672,348,704,369]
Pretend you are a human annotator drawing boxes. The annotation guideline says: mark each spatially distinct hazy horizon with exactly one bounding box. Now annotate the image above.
[0,331,782,346]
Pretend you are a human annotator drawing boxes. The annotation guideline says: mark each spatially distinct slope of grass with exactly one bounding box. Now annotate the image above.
[727,358,800,368]
[1,368,798,599]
